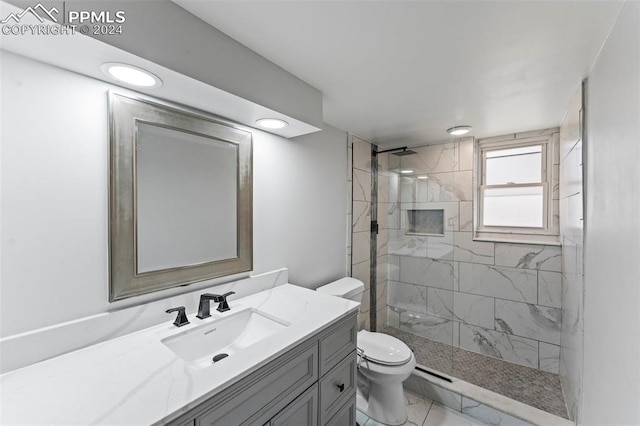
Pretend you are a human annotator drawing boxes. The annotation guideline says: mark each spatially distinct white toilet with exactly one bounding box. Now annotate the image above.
[317,277,416,425]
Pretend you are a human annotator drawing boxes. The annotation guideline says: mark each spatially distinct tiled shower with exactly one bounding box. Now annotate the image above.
[348,115,583,419]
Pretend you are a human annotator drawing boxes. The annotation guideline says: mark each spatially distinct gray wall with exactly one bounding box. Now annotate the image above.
[582,2,640,424]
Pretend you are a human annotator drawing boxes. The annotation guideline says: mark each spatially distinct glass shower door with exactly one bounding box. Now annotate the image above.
[377,145,455,377]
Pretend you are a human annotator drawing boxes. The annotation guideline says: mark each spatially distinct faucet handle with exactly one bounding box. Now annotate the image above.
[166,306,190,327]
[216,291,235,312]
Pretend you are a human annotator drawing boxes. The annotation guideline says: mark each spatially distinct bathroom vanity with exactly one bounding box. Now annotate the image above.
[169,313,358,426]
[0,285,359,425]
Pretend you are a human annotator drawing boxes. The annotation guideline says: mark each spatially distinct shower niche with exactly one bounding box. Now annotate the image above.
[405,209,444,236]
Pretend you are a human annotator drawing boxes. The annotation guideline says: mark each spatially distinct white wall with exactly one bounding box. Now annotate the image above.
[0,51,347,338]
[583,2,640,424]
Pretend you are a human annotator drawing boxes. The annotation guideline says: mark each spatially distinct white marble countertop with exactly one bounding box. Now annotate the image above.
[0,284,359,425]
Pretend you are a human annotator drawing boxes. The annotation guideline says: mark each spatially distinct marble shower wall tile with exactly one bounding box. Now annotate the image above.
[352,168,371,202]
[387,202,400,230]
[352,136,371,172]
[352,260,370,290]
[401,142,458,174]
[377,229,389,254]
[459,324,539,369]
[559,90,583,422]
[388,255,400,281]
[347,140,353,181]
[398,310,454,345]
[457,138,474,171]
[400,256,456,290]
[387,281,427,314]
[376,279,388,330]
[351,231,371,265]
[377,152,389,175]
[378,173,390,203]
[539,342,560,374]
[459,201,473,232]
[427,171,473,202]
[400,177,429,203]
[426,232,454,261]
[494,299,561,345]
[388,281,427,314]
[453,292,495,329]
[459,263,538,303]
[538,270,562,308]
[352,200,370,233]
[453,232,494,264]
[494,243,562,272]
[388,229,427,257]
[427,288,454,320]
[387,306,400,327]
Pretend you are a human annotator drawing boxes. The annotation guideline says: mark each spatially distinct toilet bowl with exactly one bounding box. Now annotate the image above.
[317,278,416,425]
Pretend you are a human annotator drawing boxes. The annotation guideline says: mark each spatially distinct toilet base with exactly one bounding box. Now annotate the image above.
[356,379,408,425]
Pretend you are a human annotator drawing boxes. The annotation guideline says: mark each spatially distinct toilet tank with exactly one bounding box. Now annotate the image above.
[316,277,364,303]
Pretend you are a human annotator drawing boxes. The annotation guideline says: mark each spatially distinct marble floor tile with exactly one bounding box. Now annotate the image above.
[357,389,486,426]
[405,389,434,425]
[424,403,483,426]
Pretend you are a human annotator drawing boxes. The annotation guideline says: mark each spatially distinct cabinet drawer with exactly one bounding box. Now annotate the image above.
[195,343,318,426]
[318,315,357,376]
[318,351,356,425]
[271,384,318,426]
[324,398,356,426]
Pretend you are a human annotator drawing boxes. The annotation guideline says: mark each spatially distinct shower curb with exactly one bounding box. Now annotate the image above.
[405,368,574,426]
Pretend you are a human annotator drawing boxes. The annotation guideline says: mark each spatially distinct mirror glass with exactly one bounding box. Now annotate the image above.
[136,123,238,273]
[109,92,253,301]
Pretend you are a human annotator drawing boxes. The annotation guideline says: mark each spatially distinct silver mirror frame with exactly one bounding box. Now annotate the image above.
[108,92,253,302]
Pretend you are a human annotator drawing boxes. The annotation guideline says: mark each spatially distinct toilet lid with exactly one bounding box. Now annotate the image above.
[357,330,412,366]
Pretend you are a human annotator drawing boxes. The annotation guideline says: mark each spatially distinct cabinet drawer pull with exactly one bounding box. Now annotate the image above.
[337,383,345,393]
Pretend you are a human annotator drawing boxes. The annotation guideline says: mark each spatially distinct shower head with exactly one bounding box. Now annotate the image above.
[392,149,417,156]
[376,146,417,156]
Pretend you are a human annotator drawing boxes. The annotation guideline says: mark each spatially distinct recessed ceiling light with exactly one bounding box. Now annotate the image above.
[256,118,289,129]
[417,175,428,179]
[400,169,414,174]
[101,63,162,88]
[447,125,472,136]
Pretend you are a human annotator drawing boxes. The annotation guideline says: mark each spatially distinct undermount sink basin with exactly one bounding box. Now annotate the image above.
[162,308,290,368]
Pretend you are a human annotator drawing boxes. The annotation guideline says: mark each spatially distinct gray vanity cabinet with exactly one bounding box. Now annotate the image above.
[165,313,357,426]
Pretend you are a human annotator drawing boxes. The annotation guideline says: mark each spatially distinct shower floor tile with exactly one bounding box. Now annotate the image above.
[382,326,569,419]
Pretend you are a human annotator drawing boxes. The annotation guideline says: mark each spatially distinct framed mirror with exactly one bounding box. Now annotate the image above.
[109,92,253,301]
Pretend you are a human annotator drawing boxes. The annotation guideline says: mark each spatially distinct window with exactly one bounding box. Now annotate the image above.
[475,133,556,241]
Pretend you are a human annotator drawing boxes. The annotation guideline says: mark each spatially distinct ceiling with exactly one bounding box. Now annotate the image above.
[173,0,622,147]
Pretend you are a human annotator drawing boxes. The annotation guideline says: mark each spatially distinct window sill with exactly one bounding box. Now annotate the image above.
[473,232,561,246]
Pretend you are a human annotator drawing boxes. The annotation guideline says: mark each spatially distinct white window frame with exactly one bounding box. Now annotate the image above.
[475,134,556,241]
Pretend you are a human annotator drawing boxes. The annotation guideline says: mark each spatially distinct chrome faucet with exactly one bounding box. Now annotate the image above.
[196,291,235,319]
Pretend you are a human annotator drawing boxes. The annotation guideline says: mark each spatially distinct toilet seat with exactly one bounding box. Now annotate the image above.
[357,330,412,366]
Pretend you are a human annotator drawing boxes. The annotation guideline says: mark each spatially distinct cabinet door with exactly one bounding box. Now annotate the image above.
[195,343,318,426]
[324,399,356,426]
[271,384,318,426]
